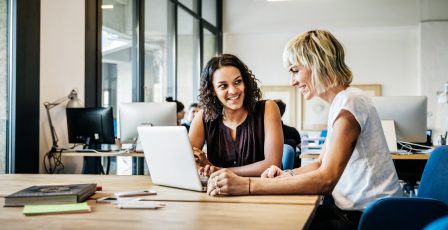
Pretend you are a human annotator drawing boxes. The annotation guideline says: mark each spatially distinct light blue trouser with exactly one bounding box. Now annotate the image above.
[282,144,295,170]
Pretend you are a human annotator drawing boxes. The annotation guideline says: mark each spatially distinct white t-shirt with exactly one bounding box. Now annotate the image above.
[327,87,402,211]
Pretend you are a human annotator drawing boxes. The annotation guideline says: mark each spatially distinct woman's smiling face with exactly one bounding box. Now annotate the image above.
[212,66,246,111]
[289,64,316,100]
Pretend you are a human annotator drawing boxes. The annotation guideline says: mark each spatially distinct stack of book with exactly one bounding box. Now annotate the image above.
[4,183,96,215]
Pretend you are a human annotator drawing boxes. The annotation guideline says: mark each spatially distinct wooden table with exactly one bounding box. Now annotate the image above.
[0,174,319,230]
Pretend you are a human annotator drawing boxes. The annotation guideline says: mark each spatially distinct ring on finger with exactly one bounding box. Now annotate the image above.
[214,177,219,186]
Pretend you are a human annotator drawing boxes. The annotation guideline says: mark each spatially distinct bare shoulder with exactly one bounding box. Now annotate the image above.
[264,100,279,112]
[337,109,358,125]
[190,109,205,131]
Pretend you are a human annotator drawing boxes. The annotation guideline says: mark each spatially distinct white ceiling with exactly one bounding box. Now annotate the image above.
[223,0,448,34]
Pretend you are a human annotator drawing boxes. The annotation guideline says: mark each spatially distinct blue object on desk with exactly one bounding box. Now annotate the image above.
[319,130,327,145]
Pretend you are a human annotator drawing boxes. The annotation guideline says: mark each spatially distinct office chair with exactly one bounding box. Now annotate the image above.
[358,146,448,230]
[282,144,295,170]
[358,197,448,230]
[417,146,448,204]
[424,215,448,230]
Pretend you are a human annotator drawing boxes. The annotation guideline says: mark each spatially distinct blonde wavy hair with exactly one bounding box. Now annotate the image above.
[283,30,352,94]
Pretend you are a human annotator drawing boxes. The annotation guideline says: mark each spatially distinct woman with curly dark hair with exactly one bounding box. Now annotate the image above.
[189,54,283,177]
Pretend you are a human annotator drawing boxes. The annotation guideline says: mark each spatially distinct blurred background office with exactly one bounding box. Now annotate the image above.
[0,0,447,174]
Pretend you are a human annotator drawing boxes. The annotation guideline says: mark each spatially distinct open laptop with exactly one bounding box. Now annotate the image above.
[137,126,207,192]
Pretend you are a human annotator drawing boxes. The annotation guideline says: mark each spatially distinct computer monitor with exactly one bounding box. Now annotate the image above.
[66,107,115,149]
[118,102,177,144]
[370,96,427,143]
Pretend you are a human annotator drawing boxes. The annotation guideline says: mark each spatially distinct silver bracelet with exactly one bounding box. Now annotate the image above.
[284,169,295,176]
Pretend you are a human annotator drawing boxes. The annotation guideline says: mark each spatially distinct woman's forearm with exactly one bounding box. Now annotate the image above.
[229,158,281,177]
[250,169,334,195]
[292,160,321,175]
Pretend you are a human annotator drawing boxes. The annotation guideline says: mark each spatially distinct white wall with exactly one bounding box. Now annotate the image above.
[420,21,448,139]
[40,0,85,173]
[224,27,419,94]
[223,0,448,135]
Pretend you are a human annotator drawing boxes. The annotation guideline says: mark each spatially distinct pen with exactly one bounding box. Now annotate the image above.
[115,204,163,209]
[114,190,157,197]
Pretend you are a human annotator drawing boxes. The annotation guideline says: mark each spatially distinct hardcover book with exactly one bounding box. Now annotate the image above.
[4,184,96,207]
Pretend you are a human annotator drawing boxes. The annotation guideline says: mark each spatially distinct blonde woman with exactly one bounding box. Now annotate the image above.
[206,30,402,229]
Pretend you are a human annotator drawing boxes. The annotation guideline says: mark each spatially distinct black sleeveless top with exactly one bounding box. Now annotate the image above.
[203,100,266,167]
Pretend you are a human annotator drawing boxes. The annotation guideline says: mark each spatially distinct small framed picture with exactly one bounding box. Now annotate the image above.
[261,85,297,127]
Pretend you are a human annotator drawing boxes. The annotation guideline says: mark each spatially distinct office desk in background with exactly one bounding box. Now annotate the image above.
[300,152,430,188]
[62,151,144,157]
[0,174,320,230]
[62,151,145,175]
[300,153,430,160]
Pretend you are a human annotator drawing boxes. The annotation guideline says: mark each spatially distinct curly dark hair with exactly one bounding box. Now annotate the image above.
[198,54,262,121]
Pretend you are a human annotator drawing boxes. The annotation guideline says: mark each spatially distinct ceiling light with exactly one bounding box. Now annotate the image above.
[102,5,114,9]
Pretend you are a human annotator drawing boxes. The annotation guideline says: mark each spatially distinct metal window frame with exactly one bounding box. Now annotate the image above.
[85,0,222,174]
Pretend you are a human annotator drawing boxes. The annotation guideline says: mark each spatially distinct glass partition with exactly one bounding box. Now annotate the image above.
[144,0,172,102]
[202,0,217,26]
[92,0,221,175]
[101,0,135,113]
[178,0,197,13]
[203,27,217,67]
[177,7,199,110]
[101,0,136,175]
[0,0,9,174]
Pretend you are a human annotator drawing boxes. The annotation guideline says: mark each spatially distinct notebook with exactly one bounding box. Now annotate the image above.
[137,126,207,192]
[22,202,91,216]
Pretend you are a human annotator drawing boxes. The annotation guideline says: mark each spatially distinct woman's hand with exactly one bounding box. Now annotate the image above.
[193,147,212,167]
[207,169,250,196]
[260,165,291,178]
[198,164,221,177]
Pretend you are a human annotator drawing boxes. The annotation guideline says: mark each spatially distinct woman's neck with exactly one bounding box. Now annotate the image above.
[222,107,248,128]
[319,85,347,104]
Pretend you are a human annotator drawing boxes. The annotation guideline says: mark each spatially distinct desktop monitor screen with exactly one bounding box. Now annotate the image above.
[370,96,427,143]
[66,107,115,147]
[118,102,177,143]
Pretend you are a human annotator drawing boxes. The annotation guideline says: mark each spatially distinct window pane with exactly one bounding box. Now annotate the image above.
[102,0,135,175]
[0,0,8,174]
[203,28,217,67]
[144,0,171,102]
[102,0,134,110]
[177,8,199,113]
[202,0,217,26]
[178,0,197,13]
